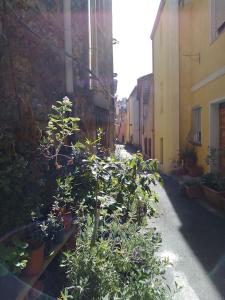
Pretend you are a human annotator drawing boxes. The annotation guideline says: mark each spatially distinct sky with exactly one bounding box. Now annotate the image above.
[112,0,161,99]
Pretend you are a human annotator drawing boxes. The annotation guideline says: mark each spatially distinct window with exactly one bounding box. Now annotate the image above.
[192,107,202,145]
[143,81,150,104]
[210,0,225,41]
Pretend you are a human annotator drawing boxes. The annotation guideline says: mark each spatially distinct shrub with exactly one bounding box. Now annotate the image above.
[61,218,169,300]
[179,145,197,166]
[0,141,47,236]
[38,98,173,299]
[201,173,225,191]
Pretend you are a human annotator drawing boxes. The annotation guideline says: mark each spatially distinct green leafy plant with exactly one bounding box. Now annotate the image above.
[44,97,80,168]
[0,140,47,236]
[179,145,197,167]
[201,173,225,191]
[40,98,173,299]
[61,218,170,300]
[44,98,160,233]
[0,237,28,276]
[205,147,225,172]
[40,212,64,241]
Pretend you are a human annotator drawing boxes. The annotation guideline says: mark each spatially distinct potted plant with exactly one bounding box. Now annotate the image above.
[24,224,45,277]
[183,180,203,199]
[201,173,225,209]
[205,147,225,172]
[179,145,197,169]
[179,145,203,177]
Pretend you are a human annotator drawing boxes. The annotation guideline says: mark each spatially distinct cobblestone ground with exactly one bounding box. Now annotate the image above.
[117,145,225,300]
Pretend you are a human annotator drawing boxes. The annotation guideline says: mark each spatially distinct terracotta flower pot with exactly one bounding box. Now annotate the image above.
[24,244,44,277]
[63,211,73,230]
[66,234,77,251]
[202,185,225,209]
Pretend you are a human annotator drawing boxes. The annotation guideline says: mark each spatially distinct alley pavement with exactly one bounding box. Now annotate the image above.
[150,176,225,300]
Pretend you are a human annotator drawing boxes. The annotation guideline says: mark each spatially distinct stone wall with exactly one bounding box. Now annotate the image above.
[0,0,67,148]
[0,0,114,150]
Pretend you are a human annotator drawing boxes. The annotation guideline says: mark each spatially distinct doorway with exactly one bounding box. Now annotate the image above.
[210,98,225,171]
[219,103,225,172]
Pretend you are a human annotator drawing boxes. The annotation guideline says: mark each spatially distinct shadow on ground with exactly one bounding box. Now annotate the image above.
[162,175,225,298]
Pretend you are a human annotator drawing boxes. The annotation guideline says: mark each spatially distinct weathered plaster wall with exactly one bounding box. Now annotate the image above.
[0,0,66,148]
[0,0,114,150]
[138,74,154,158]
[128,87,139,147]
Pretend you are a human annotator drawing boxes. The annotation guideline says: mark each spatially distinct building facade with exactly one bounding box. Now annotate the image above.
[0,0,114,149]
[179,0,225,172]
[151,0,225,173]
[115,98,127,143]
[126,86,140,147]
[151,0,180,172]
[138,74,154,158]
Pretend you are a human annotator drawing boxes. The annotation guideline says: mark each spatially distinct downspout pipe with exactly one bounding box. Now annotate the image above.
[63,0,74,94]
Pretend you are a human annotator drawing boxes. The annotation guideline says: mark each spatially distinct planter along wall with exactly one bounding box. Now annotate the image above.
[202,185,225,209]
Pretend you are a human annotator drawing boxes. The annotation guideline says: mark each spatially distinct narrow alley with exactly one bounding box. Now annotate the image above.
[1,0,225,299]
[119,145,225,300]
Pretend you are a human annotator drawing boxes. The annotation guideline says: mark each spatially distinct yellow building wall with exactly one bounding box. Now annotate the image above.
[139,75,154,158]
[124,100,130,144]
[179,0,225,171]
[152,0,180,172]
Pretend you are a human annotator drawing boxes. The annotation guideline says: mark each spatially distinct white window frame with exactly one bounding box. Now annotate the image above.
[209,0,225,43]
[209,97,225,171]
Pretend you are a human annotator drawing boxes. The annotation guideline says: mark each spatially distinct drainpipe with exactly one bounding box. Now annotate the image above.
[63,0,74,94]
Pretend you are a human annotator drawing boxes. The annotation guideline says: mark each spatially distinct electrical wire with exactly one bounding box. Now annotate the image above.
[3,0,115,99]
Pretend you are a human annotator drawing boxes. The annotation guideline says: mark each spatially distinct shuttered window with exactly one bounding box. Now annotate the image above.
[192,107,201,145]
[211,0,225,41]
